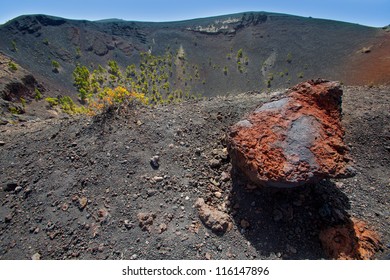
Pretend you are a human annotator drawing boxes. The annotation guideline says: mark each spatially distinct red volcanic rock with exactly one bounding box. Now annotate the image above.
[227,79,354,188]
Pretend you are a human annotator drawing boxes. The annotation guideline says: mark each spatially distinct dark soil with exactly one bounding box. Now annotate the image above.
[0,86,389,260]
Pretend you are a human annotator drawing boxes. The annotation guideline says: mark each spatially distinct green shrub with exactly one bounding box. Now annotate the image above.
[73,65,91,102]
[45,97,59,107]
[52,60,60,73]
[75,47,82,58]
[108,60,121,77]
[20,97,26,108]
[8,61,18,71]
[223,66,228,75]
[11,40,17,52]
[9,107,20,114]
[236,49,243,61]
[43,38,49,45]
[34,88,42,100]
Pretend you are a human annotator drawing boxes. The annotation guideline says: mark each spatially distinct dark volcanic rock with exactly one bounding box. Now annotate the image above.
[227,79,354,188]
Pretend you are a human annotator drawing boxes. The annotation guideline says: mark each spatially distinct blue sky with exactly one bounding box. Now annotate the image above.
[1,0,389,27]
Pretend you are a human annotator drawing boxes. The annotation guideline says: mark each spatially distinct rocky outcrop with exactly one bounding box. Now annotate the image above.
[227,79,354,188]
[187,12,268,35]
[0,52,44,118]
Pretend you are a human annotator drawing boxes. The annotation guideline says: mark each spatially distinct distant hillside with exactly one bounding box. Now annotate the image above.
[0,12,388,104]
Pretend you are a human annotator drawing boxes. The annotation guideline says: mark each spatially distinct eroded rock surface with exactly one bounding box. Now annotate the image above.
[195,198,232,233]
[319,219,381,260]
[227,79,354,188]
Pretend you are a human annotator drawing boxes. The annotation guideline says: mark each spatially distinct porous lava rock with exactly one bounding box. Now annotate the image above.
[319,219,381,260]
[227,79,354,188]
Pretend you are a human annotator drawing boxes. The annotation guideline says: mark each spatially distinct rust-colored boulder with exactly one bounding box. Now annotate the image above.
[319,219,381,260]
[227,79,354,188]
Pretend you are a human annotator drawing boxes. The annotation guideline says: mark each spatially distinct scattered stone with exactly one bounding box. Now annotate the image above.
[214,191,222,198]
[78,197,88,210]
[0,141,5,146]
[221,171,230,182]
[205,252,212,260]
[147,189,157,197]
[195,198,232,233]
[287,244,297,254]
[153,176,164,182]
[23,188,32,198]
[14,186,23,193]
[61,203,69,211]
[150,155,160,169]
[210,178,219,186]
[124,219,134,229]
[31,253,41,260]
[158,223,167,234]
[273,209,283,222]
[97,208,110,224]
[4,213,12,223]
[137,212,156,232]
[209,158,221,169]
[240,219,250,229]
[227,79,354,188]
[3,182,18,192]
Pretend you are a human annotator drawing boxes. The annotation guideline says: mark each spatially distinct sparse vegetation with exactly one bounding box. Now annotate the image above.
[43,38,49,46]
[52,60,60,73]
[236,49,243,61]
[45,97,59,107]
[286,52,293,63]
[45,96,88,114]
[73,65,91,103]
[108,60,121,78]
[20,97,27,108]
[9,106,20,114]
[297,72,304,79]
[11,40,17,52]
[8,61,18,72]
[34,88,43,100]
[234,48,248,73]
[69,47,199,113]
[75,47,82,58]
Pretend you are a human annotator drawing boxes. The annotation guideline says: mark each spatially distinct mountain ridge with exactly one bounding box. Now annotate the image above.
[0,11,389,120]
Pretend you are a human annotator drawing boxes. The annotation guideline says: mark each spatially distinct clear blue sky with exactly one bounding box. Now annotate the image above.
[1,0,389,27]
